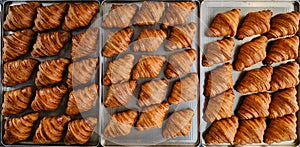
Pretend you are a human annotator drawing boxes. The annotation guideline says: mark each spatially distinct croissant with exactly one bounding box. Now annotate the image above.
[265,36,299,65]
[33,3,69,32]
[270,61,299,91]
[138,79,168,107]
[133,2,165,26]
[136,102,169,131]
[234,36,268,71]
[3,58,38,87]
[3,29,34,62]
[161,2,196,29]
[66,84,98,115]
[31,31,70,58]
[64,117,98,145]
[71,28,99,60]
[104,110,138,138]
[133,29,167,52]
[35,58,70,87]
[204,116,239,145]
[165,49,196,79]
[104,80,137,108]
[266,11,300,39]
[3,113,39,144]
[207,9,241,37]
[103,54,134,86]
[168,73,198,104]
[202,38,234,67]
[236,66,273,94]
[102,27,134,57]
[62,2,99,31]
[204,63,233,97]
[237,10,272,40]
[3,2,40,31]
[237,92,271,119]
[165,22,197,51]
[264,114,297,144]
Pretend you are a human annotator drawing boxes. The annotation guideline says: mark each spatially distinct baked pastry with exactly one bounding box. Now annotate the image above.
[31,31,71,58]
[136,102,169,131]
[163,108,194,139]
[236,66,273,94]
[62,2,99,31]
[138,79,168,107]
[133,29,167,52]
[3,29,35,62]
[104,80,137,108]
[237,10,272,40]
[35,58,70,87]
[207,9,241,37]
[132,55,166,80]
[266,11,300,39]
[3,113,39,144]
[265,36,299,65]
[3,2,40,31]
[102,27,134,57]
[165,49,197,79]
[270,61,299,91]
[168,73,198,104]
[165,22,197,51]
[103,54,134,86]
[202,38,234,67]
[234,36,268,71]
[104,110,138,138]
[33,3,69,32]
[133,2,165,26]
[3,58,38,87]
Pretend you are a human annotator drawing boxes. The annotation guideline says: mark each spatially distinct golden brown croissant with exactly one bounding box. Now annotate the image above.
[138,79,168,107]
[202,38,234,67]
[270,61,299,91]
[161,2,196,29]
[35,58,70,87]
[165,22,197,51]
[103,54,134,86]
[265,36,299,65]
[204,116,239,145]
[236,66,273,94]
[163,108,194,139]
[237,10,272,40]
[264,114,297,144]
[104,80,137,108]
[207,9,241,37]
[266,11,300,39]
[102,27,134,57]
[133,29,167,52]
[165,49,196,79]
[269,88,299,119]
[237,92,271,119]
[136,102,169,131]
[64,117,98,145]
[31,31,70,58]
[62,2,99,31]
[31,85,67,111]
[3,58,38,87]
[66,84,98,115]
[104,110,138,138]
[234,36,268,71]
[168,73,198,104]
[3,29,34,62]
[3,2,40,31]
[33,3,69,32]
[204,63,233,97]
[133,2,165,26]
[3,113,39,145]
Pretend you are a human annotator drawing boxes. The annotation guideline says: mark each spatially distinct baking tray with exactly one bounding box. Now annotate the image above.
[99,0,200,146]
[200,0,300,146]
